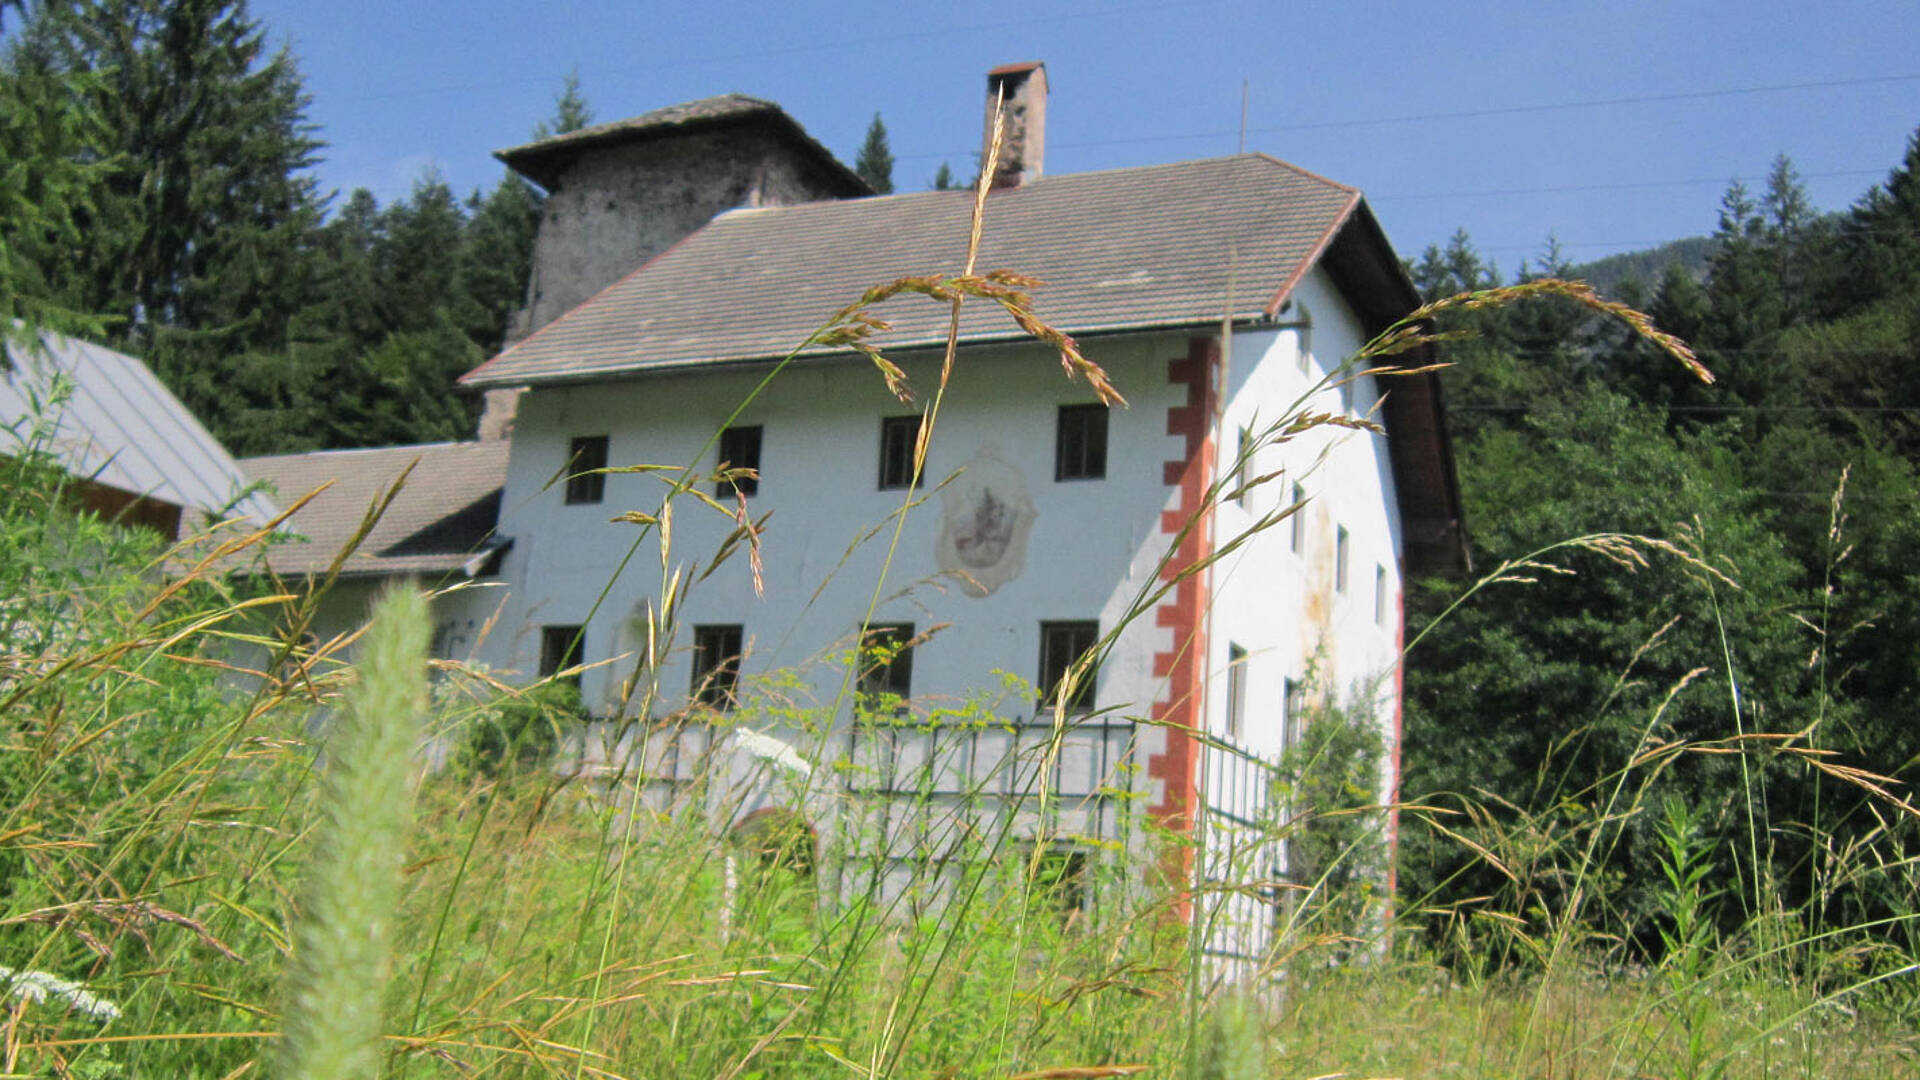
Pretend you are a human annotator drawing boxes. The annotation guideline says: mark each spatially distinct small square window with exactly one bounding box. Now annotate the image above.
[1226,643,1248,741]
[1288,482,1307,554]
[717,426,762,498]
[564,436,608,505]
[1335,525,1351,595]
[857,622,915,708]
[691,624,744,710]
[1038,620,1100,712]
[1031,845,1090,922]
[540,624,585,686]
[878,415,922,490]
[1055,404,1108,481]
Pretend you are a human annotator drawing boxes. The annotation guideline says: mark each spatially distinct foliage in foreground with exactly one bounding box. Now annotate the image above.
[2,335,1917,1080]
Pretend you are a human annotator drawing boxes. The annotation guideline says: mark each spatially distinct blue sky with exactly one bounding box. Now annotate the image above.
[252,0,1920,271]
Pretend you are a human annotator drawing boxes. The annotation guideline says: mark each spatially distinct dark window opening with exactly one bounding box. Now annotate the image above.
[1283,677,1306,755]
[540,625,585,686]
[692,623,745,710]
[878,415,923,490]
[564,436,608,505]
[1031,846,1090,923]
[1226,643,1248,741]
[1336,525,1351,594]
[717,426,763,498]
[1038,620,1099,713]
[1289,482,1307,554]
[1054,404,1108,481]
[1232,427,1253,506]
[857,622,915,710]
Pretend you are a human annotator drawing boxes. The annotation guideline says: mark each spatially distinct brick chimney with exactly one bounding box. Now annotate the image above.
[984,62,1047,189]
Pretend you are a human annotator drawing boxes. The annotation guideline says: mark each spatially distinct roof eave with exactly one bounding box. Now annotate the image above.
[1312,199,1469,576]
[458,313,1279,391]
[496,106,869,196]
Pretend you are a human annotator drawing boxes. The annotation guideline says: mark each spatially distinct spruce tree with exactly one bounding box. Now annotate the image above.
[0,24,106,339]
[854,112,893,194]
[533,68,592,139]
[21,0,325,439]
[931,161,954,191]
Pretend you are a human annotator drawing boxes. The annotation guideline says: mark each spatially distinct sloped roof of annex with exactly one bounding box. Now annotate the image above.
[240,440,509,579]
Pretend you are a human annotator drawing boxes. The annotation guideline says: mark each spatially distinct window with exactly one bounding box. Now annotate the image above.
[1374,563,1388,625]
[1232,427,1253,507]
[1294,303,1314,374]
[1031,845,1090,922]
[1225,643,1248,741]
[540,625,585,686]
[878,415,922,490]
[717,425,762,498]
[564,436,608,505]
[1038,620,1100,712]
[691,624,744,709]
[857,622,915,709]
[1054,404,1108,481]
[1335,525,1351,594]
[1282,677,1306,755]
[1288,482,1307,554]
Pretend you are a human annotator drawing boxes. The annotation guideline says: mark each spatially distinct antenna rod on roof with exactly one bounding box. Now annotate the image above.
[1238,80,1248,155]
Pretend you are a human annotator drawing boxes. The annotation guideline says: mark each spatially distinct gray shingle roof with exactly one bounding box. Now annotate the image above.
[0,329,279,524]
[460,153,1362,388]
[241,441,509,578]
[495,93,868,194]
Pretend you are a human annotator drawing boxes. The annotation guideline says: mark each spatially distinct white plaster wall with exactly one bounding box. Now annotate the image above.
[1197,268,1407,965]
[482,333,1201,743]
[1204,267,1404,766]
[300,577,511,668]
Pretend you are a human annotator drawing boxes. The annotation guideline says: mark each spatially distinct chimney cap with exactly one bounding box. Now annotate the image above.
[988,60,1045,77]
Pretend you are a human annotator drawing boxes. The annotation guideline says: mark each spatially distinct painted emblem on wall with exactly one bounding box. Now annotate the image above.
[936,446,1038,597]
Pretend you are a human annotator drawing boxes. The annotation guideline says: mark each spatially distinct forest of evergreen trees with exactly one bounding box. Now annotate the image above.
[8,0,1920,956]
[1401,137,1920,948]
[0,0,580,454]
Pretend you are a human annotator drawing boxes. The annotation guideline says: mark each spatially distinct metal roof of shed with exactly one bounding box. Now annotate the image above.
[1,329,278,525]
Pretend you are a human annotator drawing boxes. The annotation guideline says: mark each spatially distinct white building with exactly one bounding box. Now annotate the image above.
[253,63,1465,966]
[466,63,1463,956]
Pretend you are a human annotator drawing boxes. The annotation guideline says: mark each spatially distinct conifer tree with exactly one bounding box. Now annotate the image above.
[931,161,954,191]
[19,0,325,438]
[533,68,592,139]
[855,112,894,194]
[0,24,105,339]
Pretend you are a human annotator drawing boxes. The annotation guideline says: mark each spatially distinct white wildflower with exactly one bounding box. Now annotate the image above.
[733,727,812,777]
[0,965,122,1022]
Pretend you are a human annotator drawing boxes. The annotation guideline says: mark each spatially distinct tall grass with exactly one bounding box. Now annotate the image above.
[2,145,1917,1080]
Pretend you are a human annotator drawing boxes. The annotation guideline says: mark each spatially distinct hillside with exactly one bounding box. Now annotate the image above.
[1570,234,1716,297]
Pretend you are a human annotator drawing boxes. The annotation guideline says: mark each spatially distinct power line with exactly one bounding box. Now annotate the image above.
[899,73,1920,161]
[1369,169,1888,204]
